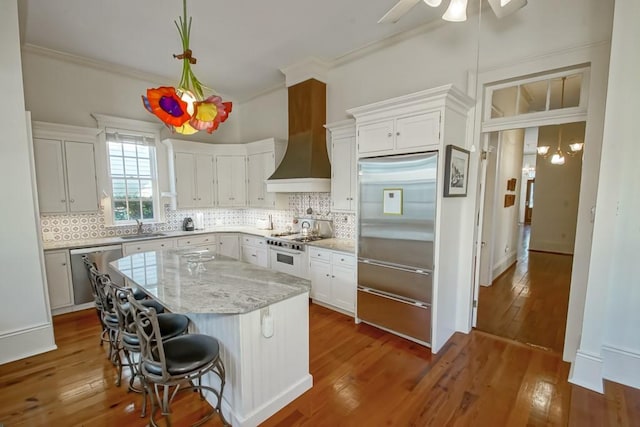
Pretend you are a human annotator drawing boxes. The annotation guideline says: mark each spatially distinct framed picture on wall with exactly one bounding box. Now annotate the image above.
[444,145,470,197]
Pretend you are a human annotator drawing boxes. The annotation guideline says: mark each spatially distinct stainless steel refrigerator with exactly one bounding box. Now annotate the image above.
[357,152,436,345]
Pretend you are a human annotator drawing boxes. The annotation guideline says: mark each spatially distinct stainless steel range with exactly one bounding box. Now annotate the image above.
[266,218,333,278]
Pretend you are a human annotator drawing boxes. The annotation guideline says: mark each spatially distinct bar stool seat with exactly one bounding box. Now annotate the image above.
[122,314,189,347]
[145,335,219,376]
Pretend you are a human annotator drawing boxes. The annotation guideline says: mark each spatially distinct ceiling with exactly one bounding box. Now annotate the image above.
[19,0,445,102]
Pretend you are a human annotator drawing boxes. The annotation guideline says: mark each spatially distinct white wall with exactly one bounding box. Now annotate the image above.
[529,123,584,255]
[20,47,242,144]
[571,0,640,391]
[0,0,55,364]
[239,88,288,143]
[492,129,524,277]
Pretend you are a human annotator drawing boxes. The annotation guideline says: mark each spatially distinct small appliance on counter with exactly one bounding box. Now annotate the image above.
[193,212,204,230]
[182,217,195,231]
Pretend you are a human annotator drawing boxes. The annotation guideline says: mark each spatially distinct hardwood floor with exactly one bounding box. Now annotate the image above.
[476,225,572,353]
[1,304,638,426]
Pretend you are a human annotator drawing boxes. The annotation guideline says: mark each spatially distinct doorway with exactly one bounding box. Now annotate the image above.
[475,122,585,353]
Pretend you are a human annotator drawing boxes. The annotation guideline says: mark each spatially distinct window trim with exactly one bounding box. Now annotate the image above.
[92,114,166,227]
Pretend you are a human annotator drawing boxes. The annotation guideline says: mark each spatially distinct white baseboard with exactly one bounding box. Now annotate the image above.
[0,322,56,365]
[492,252,517,279]
[52,302,94,316]
[569,349,604,393]
[528,240,574,254]
[602,345,640,390]
[226,374,313,427]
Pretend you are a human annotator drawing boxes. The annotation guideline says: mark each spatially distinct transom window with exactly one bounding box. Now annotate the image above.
[106,129,158,223]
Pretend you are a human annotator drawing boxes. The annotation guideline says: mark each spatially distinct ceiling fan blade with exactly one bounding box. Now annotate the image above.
[378,0,422,24]
[487,0,527,18]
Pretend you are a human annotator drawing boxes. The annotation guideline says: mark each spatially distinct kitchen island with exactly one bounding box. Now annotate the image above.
[110,248,312,427]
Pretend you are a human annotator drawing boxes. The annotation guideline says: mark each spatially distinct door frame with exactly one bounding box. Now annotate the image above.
[466,43,611,367]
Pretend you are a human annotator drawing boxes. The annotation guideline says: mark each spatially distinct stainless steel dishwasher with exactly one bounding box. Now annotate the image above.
[69,245,124,305]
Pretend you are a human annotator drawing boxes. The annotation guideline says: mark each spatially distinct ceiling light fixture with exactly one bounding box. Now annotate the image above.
[378,0,526,23]
[536,76,584,165]
[443,0,468,22]
[141,0,232,135]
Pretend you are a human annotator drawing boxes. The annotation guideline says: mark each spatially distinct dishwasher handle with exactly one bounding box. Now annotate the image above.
[70,244,123,255]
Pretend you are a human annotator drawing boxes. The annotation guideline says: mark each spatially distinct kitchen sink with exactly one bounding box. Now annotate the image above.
[120,233,167,240]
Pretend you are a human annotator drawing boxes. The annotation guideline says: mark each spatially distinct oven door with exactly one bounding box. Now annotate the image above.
[269,247,305,278]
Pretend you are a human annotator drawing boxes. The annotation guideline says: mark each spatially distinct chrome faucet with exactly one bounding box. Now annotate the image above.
[136,219,143,235]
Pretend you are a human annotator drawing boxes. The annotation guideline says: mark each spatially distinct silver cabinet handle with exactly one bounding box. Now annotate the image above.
[61,199,66,203]
[61,262,67,266]
[387,132,392,137]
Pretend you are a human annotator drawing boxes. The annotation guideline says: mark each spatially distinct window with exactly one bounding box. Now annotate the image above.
[106,129,159,223]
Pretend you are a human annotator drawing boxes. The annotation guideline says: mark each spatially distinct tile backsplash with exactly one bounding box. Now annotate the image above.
[40,193,355,241]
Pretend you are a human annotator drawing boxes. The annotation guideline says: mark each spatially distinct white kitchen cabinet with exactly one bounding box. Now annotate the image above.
[217,233,240,259]
[177,234,218,253]
[326,120,357,212]
[247,152,275,208]
[174,152,215,208]
[308,247,356,315]
[44,250,74,310]
[356,112,440,156]
[33,137,99,214]
[122,238,177,256]
[240,234,268,267]
[216,155,247,207]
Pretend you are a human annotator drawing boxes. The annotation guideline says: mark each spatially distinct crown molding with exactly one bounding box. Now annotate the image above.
[280,57,331,87]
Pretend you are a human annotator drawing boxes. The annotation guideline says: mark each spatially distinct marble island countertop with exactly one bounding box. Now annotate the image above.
[110,248,311,314]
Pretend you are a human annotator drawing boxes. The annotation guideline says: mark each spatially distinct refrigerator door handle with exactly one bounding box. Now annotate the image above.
[359,258,432,276]
[358,286,430,308]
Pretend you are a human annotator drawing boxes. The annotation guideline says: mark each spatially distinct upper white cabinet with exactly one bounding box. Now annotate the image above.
[32,123,100,214]
[246,139,287,209]
[326,120,356,212]
[216,155,247,207]
[347,85,473,158]
[174,152,215,208]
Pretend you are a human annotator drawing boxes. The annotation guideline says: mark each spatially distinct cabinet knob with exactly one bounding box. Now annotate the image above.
[61,262,67,266]
[326,274,330,277]
[332,275,335,278]
[387,133,392,137]
[69,199,75,203]
[396,132,400,136]
[61,199,66,203]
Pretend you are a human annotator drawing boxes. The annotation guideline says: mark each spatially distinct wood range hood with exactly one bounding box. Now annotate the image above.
[266,78,331,193]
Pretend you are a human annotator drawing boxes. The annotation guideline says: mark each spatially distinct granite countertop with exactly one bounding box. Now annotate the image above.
[42,226,279,251]
[110,248,310,315]
[307,238,356,254]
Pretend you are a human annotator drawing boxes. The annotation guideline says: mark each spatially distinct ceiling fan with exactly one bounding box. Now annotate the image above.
[378,0,527,24]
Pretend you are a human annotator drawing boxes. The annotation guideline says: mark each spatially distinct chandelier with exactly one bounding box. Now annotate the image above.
[536,77,584,165]
[141,0,232,135]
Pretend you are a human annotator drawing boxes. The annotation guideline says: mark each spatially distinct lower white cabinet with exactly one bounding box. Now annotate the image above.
[177,234,218,253]
[122,238,177,256]
[44,250,74,310]
[240,234,268,267]
[309,247,356,315]
[217,233,240,259]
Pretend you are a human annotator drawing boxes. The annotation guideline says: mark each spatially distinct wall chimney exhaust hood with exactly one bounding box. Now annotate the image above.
[266,70,331,193]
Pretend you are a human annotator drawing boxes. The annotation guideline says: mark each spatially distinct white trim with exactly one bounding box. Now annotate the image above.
[602,344,640,390]
[482,110,588,133]
[569,349,604,393]
[32,121,100,140]
[92,114,163,136]
[325,119,356,139]
[265,178,331,193]
[0,323,57,365]
[280,57,331,87]
[492,252,517,280]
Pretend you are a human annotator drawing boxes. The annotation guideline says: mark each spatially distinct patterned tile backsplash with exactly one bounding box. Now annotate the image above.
[40,193,356,241]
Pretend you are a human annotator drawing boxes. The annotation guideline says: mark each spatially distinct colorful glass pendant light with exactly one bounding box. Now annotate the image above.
[142,0,232,135]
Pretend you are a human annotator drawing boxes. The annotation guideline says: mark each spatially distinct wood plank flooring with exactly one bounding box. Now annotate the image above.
[476,225,572,353]
[1,304,638,426]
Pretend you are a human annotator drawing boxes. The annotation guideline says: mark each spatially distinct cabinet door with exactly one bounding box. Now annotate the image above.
[255,247,269,268]
[247,153,264,207]
[195,155,215,207]
[395,111,440,151]
[331,264,356,313]
[217,156,246,207]
[310,260,331,303]
[174,152,197,208]
[331,137,355,212]
[44,250,73,309]
[261,152,278,208]
[33,138,67,213]
[218,234,239,259]
[64,140,99,212]
[357,120,394,154]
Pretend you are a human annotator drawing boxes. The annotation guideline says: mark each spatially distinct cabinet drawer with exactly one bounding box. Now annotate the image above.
[331,252,355,267]
[242,235,266,247]
[124,238,176,255]
[177,234,215,247]
[309,247,331,262]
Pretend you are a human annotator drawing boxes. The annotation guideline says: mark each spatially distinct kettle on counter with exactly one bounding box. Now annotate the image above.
[183,217,195,231]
